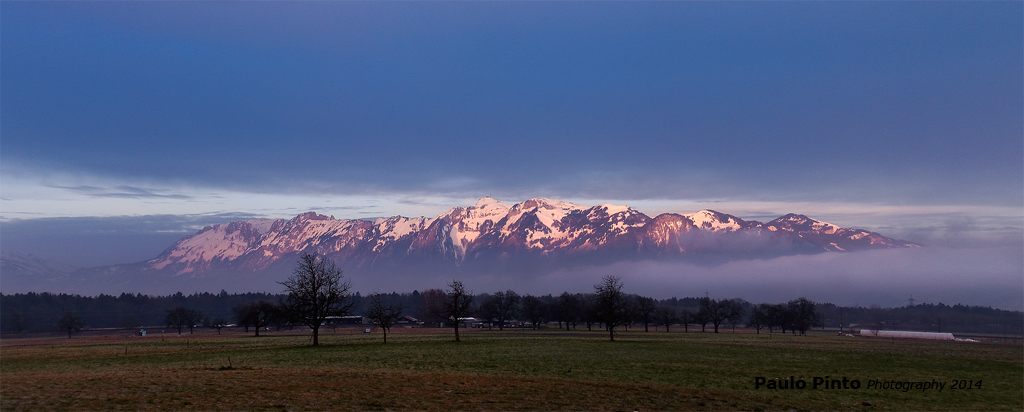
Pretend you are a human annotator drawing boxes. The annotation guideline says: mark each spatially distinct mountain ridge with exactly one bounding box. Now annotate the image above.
[144,197,918,277]
[1,197,921,294]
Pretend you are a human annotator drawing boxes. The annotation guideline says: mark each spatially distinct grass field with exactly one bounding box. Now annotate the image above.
[2,327,1021,411]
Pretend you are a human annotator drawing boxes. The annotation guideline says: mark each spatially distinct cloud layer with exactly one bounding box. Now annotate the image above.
[486,246,1023,310]
[2,2,1021,207]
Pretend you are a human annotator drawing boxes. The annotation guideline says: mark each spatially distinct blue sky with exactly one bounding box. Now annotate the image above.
[2,1,1022,302]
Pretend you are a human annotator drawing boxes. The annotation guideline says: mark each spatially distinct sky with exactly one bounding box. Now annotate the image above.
[1,2,1021,307]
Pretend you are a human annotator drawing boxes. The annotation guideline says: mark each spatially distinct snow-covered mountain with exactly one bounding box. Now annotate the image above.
[0,197,921,294]
[140,197,918,278]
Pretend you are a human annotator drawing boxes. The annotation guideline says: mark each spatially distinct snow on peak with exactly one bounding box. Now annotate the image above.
[469,197,511,217]
[685,210,743,232]
[246,219,281,235]
[438,197,509,221]
[528,197,585,210]
[596,203,631,215]
[151,222,261,271]
[376,216,433,239]
[775,213,813,223]
[495,198,587,248]
[508,198,585,225]
[811,220,840,234]
[766,214,847,235]
[467,197,511,217]
[372,216,434,250]
[441,197,513,253]
[474,196,505,208]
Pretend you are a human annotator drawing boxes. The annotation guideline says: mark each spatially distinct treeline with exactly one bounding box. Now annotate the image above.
[816,302,1024,335]
[3,290,1020,336]
[0,291,283,333]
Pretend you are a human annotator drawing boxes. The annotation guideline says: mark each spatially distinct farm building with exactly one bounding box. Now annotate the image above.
[395,316,420,326]
[325,315,366,325]
[858,329,955,340]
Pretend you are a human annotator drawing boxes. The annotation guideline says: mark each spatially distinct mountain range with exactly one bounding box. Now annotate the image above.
[2,197,919,294]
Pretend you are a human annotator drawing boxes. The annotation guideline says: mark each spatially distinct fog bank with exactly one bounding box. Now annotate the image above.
[524,246,1024,310]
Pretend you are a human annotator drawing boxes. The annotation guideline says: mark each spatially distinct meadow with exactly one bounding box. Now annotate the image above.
[1,327,1021,411]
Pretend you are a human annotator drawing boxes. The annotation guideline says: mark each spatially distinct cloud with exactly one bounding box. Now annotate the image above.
[45,184,194,200]
[304,205,378,213]
[0,213,264,267]
[330,246,1023,312]
[523,246,1023,311]
[3,2,1020,210]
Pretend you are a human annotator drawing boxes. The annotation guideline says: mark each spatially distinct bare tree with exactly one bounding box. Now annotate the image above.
[679,309,694,332]
[165,309,185,334]
[187,310,204,334]
[582,295,599,331]
[418,288,447,327]
[279,253,354,346]
[57,311,84,338]
[788,298,820,335]
[440,280,473,342]
[165,307,202,335]
[655,306,677,332]
[476,293,495,330]
[723,299,746,333]
[553,292,583,330]
[766,303,791,333]
[481,290,520,330]
[365,293,403,344]
[270,304,293,331]
[235,301,277,337]
[8,311,28,333]
[747,303,770,334]
[694,305,711,332]
[698,297,715,332]
[593,275,630,341]
[233,304,253,333]
[702,297,744,333]
[520,295,548,329]
[635,296,656,332]
[211,318,228,334]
